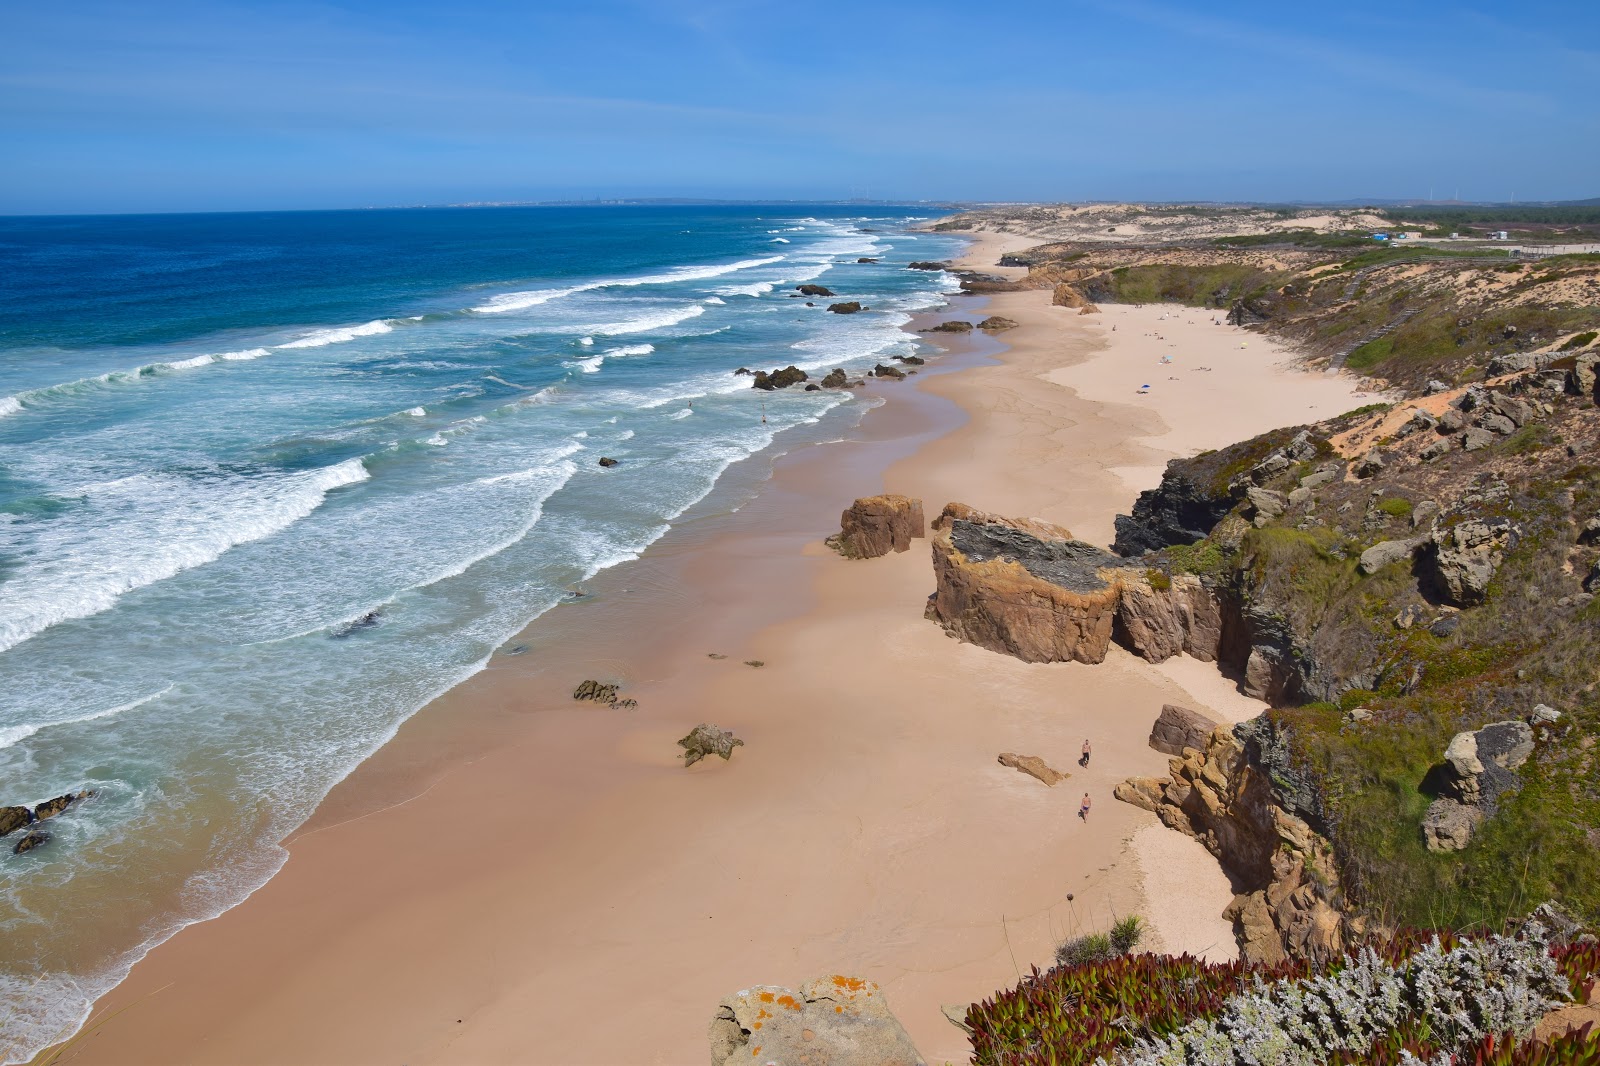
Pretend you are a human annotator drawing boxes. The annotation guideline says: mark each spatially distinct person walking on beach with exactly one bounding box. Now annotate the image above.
[1078,793,1092,822]
[1079,739,1092,768]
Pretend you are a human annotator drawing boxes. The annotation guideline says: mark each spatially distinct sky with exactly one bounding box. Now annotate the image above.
[2,0,1597,215]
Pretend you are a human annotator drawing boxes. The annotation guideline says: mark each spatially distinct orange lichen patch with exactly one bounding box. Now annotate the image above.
[776,994,802,1011]
[752,1021,762,1030]
[758,992,775,1004]
[830,975,868,992]
[750,1047,761,1058]
[835,1005,843,1013]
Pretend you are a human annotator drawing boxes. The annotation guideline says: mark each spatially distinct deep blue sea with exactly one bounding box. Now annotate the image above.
[0,205,963,1059]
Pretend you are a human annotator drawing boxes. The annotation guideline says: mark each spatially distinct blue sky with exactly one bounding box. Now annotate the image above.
[2,0,1596,214]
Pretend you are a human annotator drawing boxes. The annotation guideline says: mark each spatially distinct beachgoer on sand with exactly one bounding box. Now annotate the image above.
[1079,793,1092,821]
[1079,739,1091,767]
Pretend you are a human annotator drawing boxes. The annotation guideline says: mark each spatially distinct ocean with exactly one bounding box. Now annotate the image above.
[0,205,963,1060]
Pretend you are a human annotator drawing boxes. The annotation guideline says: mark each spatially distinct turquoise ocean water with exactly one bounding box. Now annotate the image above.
[0,205,963,1059]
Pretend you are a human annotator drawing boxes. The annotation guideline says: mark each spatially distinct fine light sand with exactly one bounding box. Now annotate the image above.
[54,230,1370,1066]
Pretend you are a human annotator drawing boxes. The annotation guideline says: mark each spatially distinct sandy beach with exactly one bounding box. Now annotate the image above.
[51,228,1373,1066]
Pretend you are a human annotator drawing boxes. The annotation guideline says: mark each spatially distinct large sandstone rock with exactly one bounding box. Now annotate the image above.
[33,792,90,821]
[752,366,809,391]
[709,975,925,1066]
[977,315,1018,332]
[1149,704,1222,756]
[827,301,864,314]
[1051,282,1094,310]
[826,495,925,560]
[927,504,1224,666]
[925,503,1128,664]
[1114,571,1224,663]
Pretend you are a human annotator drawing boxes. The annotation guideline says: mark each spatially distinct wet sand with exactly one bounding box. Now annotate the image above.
[53,229,1371,1066]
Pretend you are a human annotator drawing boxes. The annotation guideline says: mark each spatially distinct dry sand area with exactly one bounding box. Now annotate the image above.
[58,231,1369,1066]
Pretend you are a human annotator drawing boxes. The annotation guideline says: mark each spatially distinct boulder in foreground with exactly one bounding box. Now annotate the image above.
[977,315,1019,332]
[709,975,924,1066]
[826,494,925,559]
[827,301,864,314]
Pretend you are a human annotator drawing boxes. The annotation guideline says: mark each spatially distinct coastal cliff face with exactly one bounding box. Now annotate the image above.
[1106,360,1600,936]
[1115,723,1355,966]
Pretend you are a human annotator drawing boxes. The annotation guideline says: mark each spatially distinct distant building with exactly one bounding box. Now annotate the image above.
[1371,233,1390,241]
[1492,230,1510,240]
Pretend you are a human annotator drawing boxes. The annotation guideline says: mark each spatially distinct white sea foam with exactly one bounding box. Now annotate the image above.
[571,355,605,373]
[770,238,790,243]
[0,396,22,418]
[605,344,654,357]
[576,304,705,336]
[578,336,595,346]
[0,458,371,654]
[667,407,694,420]
[157,354,216,371]
[703,296,726,305]
[277,319,394,349]
[712,281,775,297]
[404,407,426,417]
[219,348,272,361]
[0,684,174,751]
[471,256,783,314]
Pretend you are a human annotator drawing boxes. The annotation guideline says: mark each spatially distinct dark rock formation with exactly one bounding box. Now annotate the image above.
[998,753,1066,786]
[907,261,948,271]
[872,363,905,380]
[820,368,848,389]
[13,830,50,856]
[0,806,33,837]
[709,976,924,1066]
[573,680,620,704]
[826,494,925,560]
[796,284,834,297]
[856,257,878,263]
[1149,704,1222,756]
[597,456,619,468]
[679,724,742,767]
[733,367,752,376]
[1115,467,1240,556]
[33,792,91,821]
[892,355,925,366]
[923,320,972,333]
[978,315,1019,332]
[751,366,809,390]
[827,301,864,314]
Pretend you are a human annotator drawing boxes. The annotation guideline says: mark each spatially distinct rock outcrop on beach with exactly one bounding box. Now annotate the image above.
[925,503,1130,664]
[923,320,972,333]
[998,752,1066,786]
[709,975,925,1066]
[33,792,90,821]
[820,368,849,389]
[573,680,637,709]
[1115,720,1355,965]
[796,284,834,297]
[925,503,1224,666]
[679,724,743,767]
[2,791,95,848]
[872,363,905,380]
[978,315,1019,332]
[597,456,619,468]
[826,494,925,560]
[827,301,864,314]
[907,261,948,272]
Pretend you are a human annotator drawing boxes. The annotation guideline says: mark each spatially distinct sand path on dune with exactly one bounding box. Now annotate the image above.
[58,230,1369,1066]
